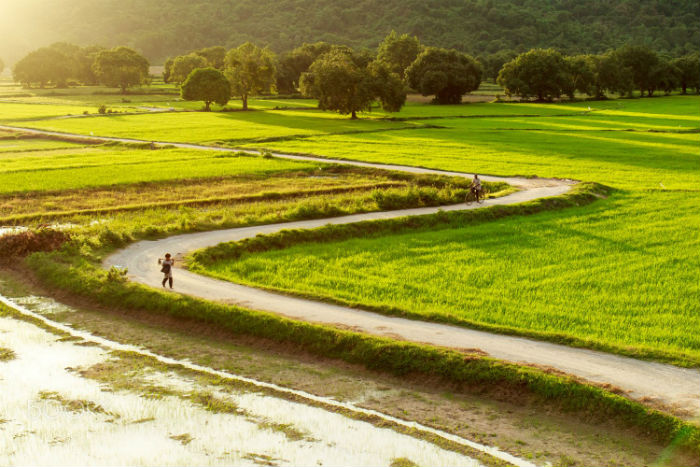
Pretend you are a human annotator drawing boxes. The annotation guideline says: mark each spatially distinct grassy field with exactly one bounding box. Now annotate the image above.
[201,190,699,362]
[2,79,698,365]
[0,137,82,153]
[9,110,418,144]
[0,142,323,194]
[193,95,700,365]
[0,131,492,247]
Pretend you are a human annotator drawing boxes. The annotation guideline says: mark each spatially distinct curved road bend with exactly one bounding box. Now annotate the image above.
[2,124,698,417]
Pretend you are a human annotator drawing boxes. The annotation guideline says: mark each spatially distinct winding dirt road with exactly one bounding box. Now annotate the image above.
[3,124,699,418]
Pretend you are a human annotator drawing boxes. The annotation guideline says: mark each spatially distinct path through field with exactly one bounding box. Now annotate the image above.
[3,124,699,418]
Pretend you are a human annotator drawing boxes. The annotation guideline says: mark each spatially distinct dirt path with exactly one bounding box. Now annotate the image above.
[3,124,699,418]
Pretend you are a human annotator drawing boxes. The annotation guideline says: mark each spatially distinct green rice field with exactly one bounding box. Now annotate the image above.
[8,110,416,144]
[1,85,698,364]
[0,142,321,194]
[193,95,700,364]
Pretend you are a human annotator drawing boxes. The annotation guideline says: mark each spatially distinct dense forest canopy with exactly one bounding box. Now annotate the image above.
[1,0,698,66]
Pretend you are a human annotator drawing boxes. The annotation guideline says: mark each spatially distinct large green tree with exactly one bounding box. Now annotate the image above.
[497,48,567,101]
[13,47,72,88]
[587,51,633,98]
[75,45,106,85]
[478,50,517,81]
[300,47,405,118]
[181,67,230,111]
[562,55,595,99]
[93,46,149,93]
[671,53,700,94]
[276,42,332,94]
[376,30,421,77]
[615,45,659,97]
[648,59,679,96]
[47,42,104,85]
[406,47,482,104]
[195,46,227,69]
[224,42,277,110]
[170,53,208,85]
[163,57,175,83]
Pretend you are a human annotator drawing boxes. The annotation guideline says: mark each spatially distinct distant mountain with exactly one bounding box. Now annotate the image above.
[2,0,698,65]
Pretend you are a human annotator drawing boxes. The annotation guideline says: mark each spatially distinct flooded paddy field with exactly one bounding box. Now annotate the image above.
[0,270,693,467]
[0,306,485,466]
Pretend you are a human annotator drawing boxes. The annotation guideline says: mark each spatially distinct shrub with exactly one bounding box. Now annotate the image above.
[0,229,71,260]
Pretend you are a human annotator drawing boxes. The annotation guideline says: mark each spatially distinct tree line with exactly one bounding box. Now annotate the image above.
[12,43,149,93]
[161,32,484,117]
[497,46,700,100]
[11,34,699,120]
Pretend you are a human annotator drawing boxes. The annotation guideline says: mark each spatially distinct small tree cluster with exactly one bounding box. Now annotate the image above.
[13,43,101,88]
[276,42,332,95]
[406,47,482,104]
[164,46,227,83]
[93,47,150,94]
[13,43,148,92]
[300,47,406,119]
[498,46,699,100]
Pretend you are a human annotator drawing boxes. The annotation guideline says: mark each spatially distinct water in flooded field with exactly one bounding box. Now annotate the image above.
[0,300,486,466]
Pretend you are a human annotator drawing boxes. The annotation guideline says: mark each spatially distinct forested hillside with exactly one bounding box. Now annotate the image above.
[2,0,698,65]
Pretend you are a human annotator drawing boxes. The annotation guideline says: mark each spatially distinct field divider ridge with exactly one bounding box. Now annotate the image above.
[0,182,405,225]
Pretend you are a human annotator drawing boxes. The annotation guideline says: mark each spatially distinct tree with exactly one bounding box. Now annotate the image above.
[616,45,659,96]
[588,51,633,98]
[163,57,174,83]
[478,50,517,81]
[368,61,407,112]
[648,59,679,96]
[170,53,207,85]
[497,48,567,101]
[276,42,332,94]
[13,47,72,88]
[406,47,482,104]
[181,67,230,111]
[0,58,4,75]
[48,42,105,85]
[224,42,277,110]
[75,45,105,85]
[195,46,227,69]
[300,47,405,119]
[562,55,595,99]
[376,30,421,77]
[93,46,149,93]
[671,53,700,94]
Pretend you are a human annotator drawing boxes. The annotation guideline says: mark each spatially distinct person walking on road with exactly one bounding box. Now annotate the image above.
[469,174,483,203]
[158,253,175,289]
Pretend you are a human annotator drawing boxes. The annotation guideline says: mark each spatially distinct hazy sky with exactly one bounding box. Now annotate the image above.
[0,1,59,65]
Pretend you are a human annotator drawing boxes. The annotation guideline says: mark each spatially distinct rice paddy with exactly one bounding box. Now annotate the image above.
[4,105,417,144]
[1,84,698,464]
[192,95,700,364]
[0,305,484,466]
[0,144,323,194]
[2,88,698,365]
